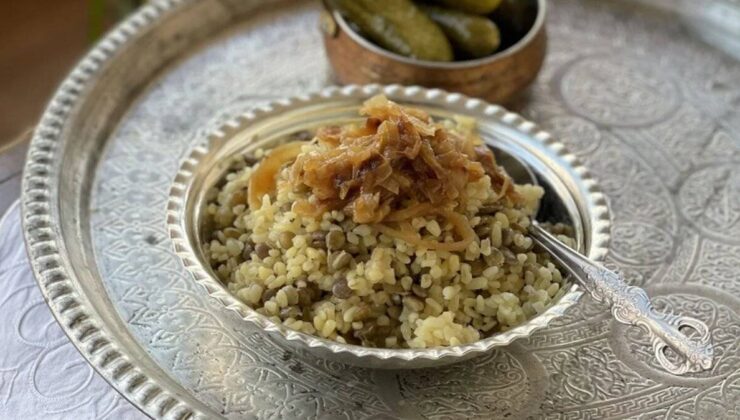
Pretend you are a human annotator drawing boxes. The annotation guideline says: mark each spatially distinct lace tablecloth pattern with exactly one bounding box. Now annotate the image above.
[0,202,145,419]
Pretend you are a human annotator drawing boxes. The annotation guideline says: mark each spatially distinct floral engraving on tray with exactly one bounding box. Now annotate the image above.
[691,240,740,296]
[541,116,603,157]
[700,129,740,164]
[396,348,541,419]
[608,222,674,266]
[659,228,700,285]
[619,105,717,180]
[0,209,142,419]
[679,164,740,243]
[665,371,740,419]
[558,55,680,127]
[540,341,658,411]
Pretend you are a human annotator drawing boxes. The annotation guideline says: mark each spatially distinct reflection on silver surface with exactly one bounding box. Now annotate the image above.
[21,0,740,418]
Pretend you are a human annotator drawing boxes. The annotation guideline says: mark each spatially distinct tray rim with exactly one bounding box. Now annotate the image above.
[20,0,216,419]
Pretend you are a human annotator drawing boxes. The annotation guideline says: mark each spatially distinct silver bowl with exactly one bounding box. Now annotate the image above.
[167,84,610,369]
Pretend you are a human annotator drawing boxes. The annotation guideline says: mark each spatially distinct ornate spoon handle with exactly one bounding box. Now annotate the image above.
[529,224,713,375]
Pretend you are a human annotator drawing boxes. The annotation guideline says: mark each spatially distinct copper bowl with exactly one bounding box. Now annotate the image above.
[320,0,546,104]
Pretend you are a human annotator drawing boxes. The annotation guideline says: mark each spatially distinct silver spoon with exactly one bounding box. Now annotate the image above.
[494,147,713,375]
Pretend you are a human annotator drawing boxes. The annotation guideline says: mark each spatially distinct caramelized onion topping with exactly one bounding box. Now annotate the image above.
[248,141,305,210]
[246,95,519,251]
[289,95,515,225]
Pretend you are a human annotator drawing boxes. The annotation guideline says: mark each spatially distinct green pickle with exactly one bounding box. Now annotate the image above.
[419,5,501,59]
[331,0,453,62]
[429,0,503,15]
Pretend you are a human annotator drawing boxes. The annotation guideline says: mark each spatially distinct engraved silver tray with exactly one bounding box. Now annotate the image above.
[22,0,740,418]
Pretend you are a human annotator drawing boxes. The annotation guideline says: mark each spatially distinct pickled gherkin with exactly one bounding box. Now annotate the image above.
[331,0,453,62]
[419,5,501,59]
[429,0,503,15]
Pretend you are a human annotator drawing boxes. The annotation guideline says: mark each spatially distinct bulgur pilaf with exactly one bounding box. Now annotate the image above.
[204,96,574,349]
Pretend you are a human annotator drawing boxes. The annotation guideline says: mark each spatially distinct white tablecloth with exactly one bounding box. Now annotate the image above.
[0,202,145,419]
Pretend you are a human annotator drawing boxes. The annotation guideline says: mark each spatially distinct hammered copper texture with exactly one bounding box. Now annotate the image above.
[27,0,740,418]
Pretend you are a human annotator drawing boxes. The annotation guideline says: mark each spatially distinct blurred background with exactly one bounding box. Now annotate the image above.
[2,0,738,149]
[0,0,143,147]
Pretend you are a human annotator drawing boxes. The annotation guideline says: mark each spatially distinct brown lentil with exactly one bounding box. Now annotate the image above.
[332,277,353,299]
[329,251,352,272]
[310,231,326,248]
[479,203,503,215]
[411,284,428,298]
[502,248,518,264]
[355,323,392,347]
[261,287,279,303]
[488,248,504,266]
[230,190,247,206]
[326,230,346,249]
[353,303,371,321]
[279,231,295,249]
[510,222,525,232]
[223,227,242,239]
[255,243,271,259]
[297,281,321,306]
[470,259,486,276]
[475,223,492,238]
[280,306,302,319]
[387,305,402,320]
[502,228,513,246]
